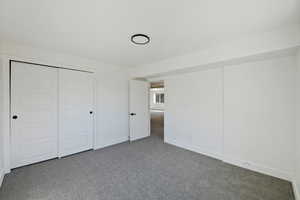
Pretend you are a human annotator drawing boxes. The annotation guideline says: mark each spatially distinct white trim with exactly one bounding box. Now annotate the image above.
[166,138,292,182]
[147,82,151,139]
[0,169,4,188]
[222,156,292,181]
[150,109,164,112]
[221,66,225,161]
[165,139,223,161]
[92,74,97,150]
[1,55,11,174]
[293,180,300,200]
[94,137,128,150]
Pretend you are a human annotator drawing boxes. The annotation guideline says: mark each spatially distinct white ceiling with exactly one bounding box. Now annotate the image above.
[0,0,299,67]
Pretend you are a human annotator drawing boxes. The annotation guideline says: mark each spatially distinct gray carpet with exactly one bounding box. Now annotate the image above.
[0,113,295,200]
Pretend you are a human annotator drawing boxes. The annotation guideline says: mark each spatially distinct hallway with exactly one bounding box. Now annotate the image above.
[150,111,164,139]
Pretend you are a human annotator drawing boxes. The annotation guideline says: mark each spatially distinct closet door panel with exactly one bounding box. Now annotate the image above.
[11,62,58,168]
[59,70,94,157]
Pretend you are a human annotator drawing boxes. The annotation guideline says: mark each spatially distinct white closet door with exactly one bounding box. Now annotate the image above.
[59,69,94,157]
[11,62,58,168]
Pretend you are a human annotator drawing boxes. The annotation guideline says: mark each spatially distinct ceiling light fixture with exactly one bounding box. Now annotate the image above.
[131,34,150,45]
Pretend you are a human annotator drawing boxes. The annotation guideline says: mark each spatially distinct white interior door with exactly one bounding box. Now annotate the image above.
[11,62,58,168]
[129,80,150,141]
[59,69,94,157]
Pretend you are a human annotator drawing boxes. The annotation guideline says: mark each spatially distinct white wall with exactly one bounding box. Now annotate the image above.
[295,50,300,199]
[95,68,129,148]
[165,68,223,159]
[223,56,296,180]
[163,55,296,181]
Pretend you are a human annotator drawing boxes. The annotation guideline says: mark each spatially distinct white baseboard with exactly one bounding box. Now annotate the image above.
[0,169,4,188]
[222,156,292,181]
[94,137,128,150]
[165,138,292,182]
[4,168,11,174]
[293,180,300,200]
[165,139,223,161]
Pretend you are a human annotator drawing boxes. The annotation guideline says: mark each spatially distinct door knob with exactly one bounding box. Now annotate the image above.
[12,115,18,119]
[130,113,136,116]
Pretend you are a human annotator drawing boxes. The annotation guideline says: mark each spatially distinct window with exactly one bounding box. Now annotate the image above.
[154,93,164,104]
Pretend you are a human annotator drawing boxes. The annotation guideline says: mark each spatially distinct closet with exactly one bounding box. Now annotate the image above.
[58,69,94,157]
[10,61,94,168]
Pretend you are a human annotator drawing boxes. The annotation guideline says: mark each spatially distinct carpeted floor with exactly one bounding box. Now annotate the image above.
[0,111,295,200]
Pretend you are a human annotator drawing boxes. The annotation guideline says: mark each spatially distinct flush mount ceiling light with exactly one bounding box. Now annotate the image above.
[131,34,150,45]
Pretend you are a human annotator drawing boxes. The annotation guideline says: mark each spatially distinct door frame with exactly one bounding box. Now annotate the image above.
[149,80,165,142]
[1,56,96,173]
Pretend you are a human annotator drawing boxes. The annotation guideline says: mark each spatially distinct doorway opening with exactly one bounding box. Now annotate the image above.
[150,81,164,140]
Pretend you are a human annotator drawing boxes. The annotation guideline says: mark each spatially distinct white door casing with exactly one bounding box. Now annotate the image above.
[129,80,150,141]
[58,69,94,157]
[11,62,59,168]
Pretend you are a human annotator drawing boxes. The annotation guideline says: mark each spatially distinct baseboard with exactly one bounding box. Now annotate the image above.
[4,168,11,174]
[222,156,292,181]
[165,138,292,182]
[130,134,150,142]
[293,180,300,200]
[165,139,223,161]
[0,169,4,188]
[94,137,128,150]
